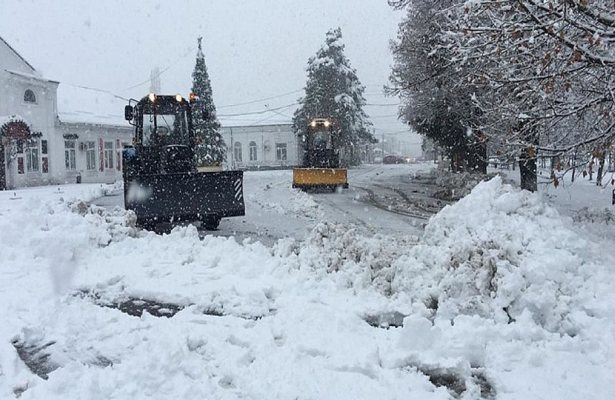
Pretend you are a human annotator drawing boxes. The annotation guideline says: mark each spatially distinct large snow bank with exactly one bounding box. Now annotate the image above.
[1,177,614,399]
[394,176,610,334]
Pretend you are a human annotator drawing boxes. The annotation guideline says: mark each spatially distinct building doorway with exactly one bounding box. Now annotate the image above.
[1,118,32,190]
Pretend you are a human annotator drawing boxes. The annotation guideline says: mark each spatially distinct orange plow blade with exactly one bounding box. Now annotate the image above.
[292,168,348,189]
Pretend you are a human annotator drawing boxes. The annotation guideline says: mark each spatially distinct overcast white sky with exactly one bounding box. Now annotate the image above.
[1,0,421,156]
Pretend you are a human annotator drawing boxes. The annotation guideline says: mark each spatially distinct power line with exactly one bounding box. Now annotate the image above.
[218,89,304,109]
[65,83,130,101]
[218,102,299,117]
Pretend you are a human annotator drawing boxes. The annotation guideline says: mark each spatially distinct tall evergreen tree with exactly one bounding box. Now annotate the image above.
[293,28,375,166]
[191,37,225,166]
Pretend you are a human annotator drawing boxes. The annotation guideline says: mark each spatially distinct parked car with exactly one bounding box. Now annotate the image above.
[383,155,406,164]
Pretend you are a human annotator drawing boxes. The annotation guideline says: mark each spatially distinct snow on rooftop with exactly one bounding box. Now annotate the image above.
[5,69,58,84]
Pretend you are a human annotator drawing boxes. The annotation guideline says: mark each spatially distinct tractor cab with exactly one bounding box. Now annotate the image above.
[311,118,333,151]
[304,118,339,169]
[125,94,195,174]
[122,92,245,230]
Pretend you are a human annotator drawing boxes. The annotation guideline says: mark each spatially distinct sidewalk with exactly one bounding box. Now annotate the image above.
[490,166,615,217]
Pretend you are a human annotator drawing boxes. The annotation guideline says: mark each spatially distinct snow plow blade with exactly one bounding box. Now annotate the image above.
[292,168,348,189]
[124,171,244,224]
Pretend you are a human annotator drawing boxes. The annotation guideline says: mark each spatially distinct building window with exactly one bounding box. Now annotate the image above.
[25,139,40,172]
[24,89,36,103]
[249,141,258,161]
[86,141,96,170]
[65,140,76,170]
[276,143,287,161]
[234,142,243,162]
[104,141,114,170]
[42,140,49,173]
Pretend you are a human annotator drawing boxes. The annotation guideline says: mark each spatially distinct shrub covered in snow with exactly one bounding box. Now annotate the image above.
[573,206,615,225]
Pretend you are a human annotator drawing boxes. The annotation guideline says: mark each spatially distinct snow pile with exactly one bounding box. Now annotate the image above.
[276,177,612,336]
[392,177,611,333]
[275,222,419,294]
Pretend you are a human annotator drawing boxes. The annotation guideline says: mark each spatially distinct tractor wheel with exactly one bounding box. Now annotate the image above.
[202,216,221,231]
[136,219,156,231]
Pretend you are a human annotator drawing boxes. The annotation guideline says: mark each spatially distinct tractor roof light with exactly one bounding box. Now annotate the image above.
[189,92,197,102]
[176,94,183,102]
[148,93,156,102]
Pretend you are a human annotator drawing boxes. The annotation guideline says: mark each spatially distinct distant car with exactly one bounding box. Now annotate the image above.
[383,155,405,164]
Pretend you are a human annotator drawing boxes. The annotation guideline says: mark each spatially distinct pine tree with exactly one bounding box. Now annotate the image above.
[191,37,225,166]
[293,28,375,166]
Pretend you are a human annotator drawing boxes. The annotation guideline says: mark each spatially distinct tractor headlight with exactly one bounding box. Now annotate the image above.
[324,120,331,128]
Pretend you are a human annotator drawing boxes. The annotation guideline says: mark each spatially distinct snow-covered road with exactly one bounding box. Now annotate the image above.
[92,163,438,244]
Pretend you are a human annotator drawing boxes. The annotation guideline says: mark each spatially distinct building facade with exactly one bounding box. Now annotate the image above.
[57,121,132,184]
[220,124,300,169]
[0,36,132,189]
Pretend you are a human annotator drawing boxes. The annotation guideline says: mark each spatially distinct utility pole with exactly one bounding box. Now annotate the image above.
[230,127,234,170]
[149,67,161,93]
[381,130,385,163]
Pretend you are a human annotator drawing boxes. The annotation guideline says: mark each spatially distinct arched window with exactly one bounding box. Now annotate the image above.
[24,89,36,103]
[234,142,243,162]
[249,141,258,161]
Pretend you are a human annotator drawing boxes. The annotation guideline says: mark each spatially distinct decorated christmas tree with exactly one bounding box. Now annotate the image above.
[191,37,225,166]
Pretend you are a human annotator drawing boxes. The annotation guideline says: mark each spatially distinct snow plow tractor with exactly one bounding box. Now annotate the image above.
[123,93,245,230]
[292,118,348,191]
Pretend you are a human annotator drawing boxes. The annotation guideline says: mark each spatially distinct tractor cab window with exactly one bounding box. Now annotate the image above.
[142,111,189,147]
[313,130,331,150]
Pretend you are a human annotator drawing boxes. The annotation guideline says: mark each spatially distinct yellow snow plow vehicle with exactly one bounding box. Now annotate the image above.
[292,118,348,191]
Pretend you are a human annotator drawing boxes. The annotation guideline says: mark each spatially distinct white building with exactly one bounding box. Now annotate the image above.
[220,124,300,169]
[1,36,300,190]
[0,36,132,189]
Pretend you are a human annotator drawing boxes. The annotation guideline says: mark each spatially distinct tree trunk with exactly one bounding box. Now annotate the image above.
[571,149,577,183]
[596,152,605,186]
[519,148,537,192]
[589,158,594,181]
[468,140,487,174]
[451,149,465,173]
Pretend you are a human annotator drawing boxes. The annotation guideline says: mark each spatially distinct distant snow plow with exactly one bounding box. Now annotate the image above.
[292,168,348,190]
[293,118,348,191]
[123,93,245,230]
